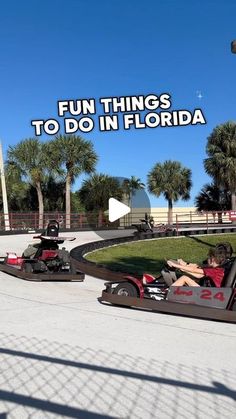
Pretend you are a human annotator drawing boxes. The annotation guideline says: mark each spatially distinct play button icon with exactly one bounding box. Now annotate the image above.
[83,175,150,240]
[108,198,130,222]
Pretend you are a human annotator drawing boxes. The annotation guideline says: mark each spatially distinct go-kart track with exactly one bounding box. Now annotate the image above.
[0,230,236,419]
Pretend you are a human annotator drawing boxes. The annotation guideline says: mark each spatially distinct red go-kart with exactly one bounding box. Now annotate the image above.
[99,260,236,323]
[0,220,84,282]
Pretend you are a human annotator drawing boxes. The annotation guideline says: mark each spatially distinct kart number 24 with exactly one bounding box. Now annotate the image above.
[200,289,225,302]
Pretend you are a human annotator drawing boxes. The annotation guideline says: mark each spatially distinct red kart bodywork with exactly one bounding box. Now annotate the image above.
[4,250,63,267]
[0,234,84,282]
[4,253,24,268]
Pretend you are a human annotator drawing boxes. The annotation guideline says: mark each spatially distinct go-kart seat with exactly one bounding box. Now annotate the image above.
[45,220,59,237]
[223,258,236,288]
[161,268,177,286]
[198,258,236,288]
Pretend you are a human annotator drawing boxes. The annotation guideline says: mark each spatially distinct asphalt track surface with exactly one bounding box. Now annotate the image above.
[0,230,236,418]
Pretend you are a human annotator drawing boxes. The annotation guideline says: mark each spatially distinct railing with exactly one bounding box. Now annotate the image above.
[0,210,234,232]
[175,211,234,234]
[0,211,118,231]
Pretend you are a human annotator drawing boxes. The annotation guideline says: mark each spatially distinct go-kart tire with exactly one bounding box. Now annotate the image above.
[231,299,236,311]
[23,262,33,273]
[113,282,138,297]
[69,263,77,274]
[58,248,70,264]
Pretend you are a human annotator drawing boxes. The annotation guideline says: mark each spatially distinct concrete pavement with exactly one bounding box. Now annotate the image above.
[0,230,236,418]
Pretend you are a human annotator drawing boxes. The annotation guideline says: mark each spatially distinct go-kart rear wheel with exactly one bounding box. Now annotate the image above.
[69,262,77,274]
[231,298,236,311]
[113,282,138,297]
[23,262,33,273]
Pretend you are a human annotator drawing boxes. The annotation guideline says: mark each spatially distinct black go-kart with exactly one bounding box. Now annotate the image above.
[132,216,174,236]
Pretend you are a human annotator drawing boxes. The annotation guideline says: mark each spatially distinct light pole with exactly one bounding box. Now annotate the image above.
[231,40,236,214]
[231,40,236,54]
[0,142,10,230]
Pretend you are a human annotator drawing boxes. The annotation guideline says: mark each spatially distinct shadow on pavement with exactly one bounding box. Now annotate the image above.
[0,333,235,418]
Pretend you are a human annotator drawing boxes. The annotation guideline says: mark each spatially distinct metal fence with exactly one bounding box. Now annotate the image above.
[0,210,234,231]
[0,212,117,231]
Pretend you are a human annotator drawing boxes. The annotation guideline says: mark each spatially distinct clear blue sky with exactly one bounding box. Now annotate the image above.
[1,0,236,207]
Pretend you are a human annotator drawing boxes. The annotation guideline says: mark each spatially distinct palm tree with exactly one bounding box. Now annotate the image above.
[122,176,145,207]
[195,183,231,223]
[122,176,145,226]
[3,162,29,211]
[42,176,65,211]
[147,160,192,225]
[7,138,48,228]
[46,135,98,228]
[204,121,236,210]
[78,173,122,227]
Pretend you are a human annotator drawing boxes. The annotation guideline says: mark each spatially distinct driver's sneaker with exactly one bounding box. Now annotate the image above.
[146,286,163,293]
[151,294,164,300]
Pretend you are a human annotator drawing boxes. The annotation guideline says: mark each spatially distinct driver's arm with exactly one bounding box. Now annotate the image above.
[167,260,204,277]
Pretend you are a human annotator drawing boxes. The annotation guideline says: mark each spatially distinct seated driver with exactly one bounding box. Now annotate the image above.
[167,247,226,288]
[162,242,233,286]
[22,242,41,258]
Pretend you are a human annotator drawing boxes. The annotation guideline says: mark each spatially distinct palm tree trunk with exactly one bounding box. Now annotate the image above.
[65,174,71,229]
[217,212,223,223]
[167,199,173,225]
[128,194,132,226]
[124,193,130,227]
[231,191,236,225]
[231,191,236,211]
[98,209,103,227]
[35,181,44,229]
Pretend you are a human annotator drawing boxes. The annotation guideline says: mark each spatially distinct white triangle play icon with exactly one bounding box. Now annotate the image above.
[108,198,130,222]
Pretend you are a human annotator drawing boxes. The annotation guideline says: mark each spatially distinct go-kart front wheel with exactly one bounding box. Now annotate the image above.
[113,282,138,297]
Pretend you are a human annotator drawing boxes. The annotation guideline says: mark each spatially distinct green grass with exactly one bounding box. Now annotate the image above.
[85,234,236,276]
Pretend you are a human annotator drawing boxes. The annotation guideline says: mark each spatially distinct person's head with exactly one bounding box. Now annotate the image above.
[207,247,227,266]
[215,242,233,259]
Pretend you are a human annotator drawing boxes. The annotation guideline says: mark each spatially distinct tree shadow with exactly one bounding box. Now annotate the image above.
[97,255,165,276]
[186,235,218,248]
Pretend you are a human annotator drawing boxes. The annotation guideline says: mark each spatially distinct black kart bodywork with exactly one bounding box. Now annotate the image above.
[99,259,236,323]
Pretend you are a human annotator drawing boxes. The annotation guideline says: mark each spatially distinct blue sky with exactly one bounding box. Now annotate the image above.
[1,0,236,207]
